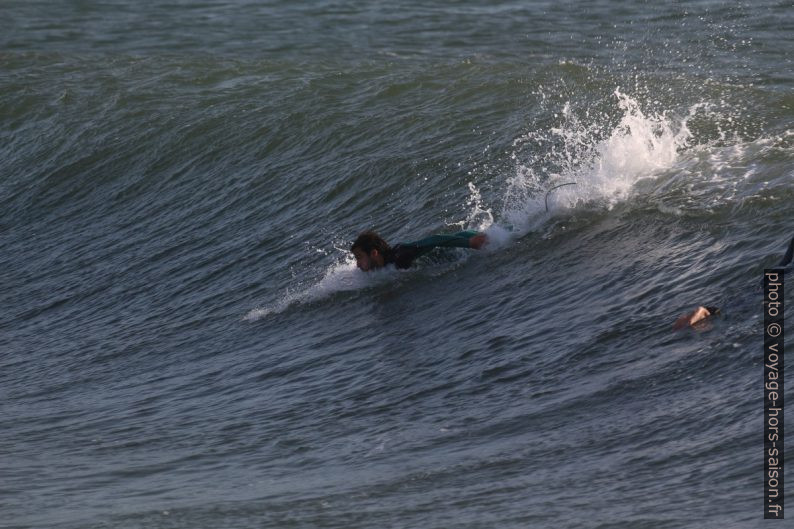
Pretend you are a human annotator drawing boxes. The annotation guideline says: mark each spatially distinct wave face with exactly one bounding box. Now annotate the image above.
[2,1,792,528]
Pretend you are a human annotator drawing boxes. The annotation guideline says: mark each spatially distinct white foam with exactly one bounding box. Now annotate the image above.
[497,90,699,235]
[464,181,494,231]
[244,258,398,321]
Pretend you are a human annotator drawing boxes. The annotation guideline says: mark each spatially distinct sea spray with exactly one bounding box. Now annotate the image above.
[463,181,494,232]
[244,258,398,320]
[499,90,697,234]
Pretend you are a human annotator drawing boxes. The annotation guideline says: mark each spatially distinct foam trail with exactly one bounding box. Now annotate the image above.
[244,258,397,321]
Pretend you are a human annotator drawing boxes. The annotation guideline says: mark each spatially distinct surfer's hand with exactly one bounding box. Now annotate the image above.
[688,306,710,326]
[469,233,487,249]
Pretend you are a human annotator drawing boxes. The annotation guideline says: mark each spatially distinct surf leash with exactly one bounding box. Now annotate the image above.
[545,182,577,212]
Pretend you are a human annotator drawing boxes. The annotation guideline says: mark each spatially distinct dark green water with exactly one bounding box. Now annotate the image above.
[2,1,792,528]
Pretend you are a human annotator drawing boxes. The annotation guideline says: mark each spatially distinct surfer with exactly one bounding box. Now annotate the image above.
[770,234,794,272]
[673,235,793,330]
[673,305,721,331]
[351,230,487,271]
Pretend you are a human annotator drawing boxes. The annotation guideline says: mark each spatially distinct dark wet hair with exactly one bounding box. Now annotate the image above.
[351,231,390,255]
[704,306,721,316]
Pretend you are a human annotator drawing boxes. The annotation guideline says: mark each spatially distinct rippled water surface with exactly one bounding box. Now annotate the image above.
[2,1,792,528]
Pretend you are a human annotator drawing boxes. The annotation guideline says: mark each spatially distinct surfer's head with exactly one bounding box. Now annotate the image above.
[351,231,390,271]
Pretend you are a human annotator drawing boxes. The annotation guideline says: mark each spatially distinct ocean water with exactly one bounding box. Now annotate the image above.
[2,1,792,527]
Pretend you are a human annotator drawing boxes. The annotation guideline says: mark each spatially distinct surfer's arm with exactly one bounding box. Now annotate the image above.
[391,231,486,268]
[408,230,486,250]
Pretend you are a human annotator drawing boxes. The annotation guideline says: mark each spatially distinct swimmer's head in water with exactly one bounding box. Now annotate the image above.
[704,306,721,316]
[351,231,390,271]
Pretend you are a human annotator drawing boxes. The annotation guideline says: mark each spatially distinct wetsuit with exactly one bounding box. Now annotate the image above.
[775,235,794,271]
[760,235,793,289]
[385,230,480,269]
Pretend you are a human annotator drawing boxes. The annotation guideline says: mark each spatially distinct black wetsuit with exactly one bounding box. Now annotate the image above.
[775,235,794,271]
[385,230,480,269]
[760,235,794,289]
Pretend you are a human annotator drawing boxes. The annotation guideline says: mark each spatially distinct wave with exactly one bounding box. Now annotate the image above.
[245,89,789,320]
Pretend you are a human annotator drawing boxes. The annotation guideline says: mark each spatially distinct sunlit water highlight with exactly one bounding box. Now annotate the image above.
[2,1,792,528]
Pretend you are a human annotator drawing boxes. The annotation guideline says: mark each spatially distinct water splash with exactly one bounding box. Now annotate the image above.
[244,258,398,321]
[500,89,699,234]
[463,181,494,231]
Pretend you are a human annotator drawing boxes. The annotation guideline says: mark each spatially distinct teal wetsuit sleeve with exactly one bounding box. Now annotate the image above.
[389,230,481,268]
[404,230,480,253]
